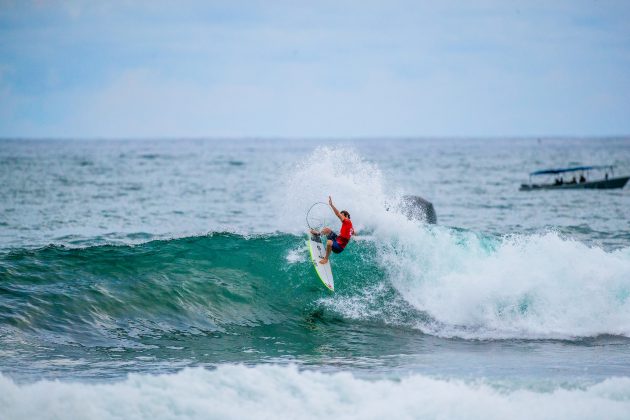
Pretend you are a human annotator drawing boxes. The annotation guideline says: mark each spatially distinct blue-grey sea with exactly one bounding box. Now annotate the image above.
[1,138,630,419]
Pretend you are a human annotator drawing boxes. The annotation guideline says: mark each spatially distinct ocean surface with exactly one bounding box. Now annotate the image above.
[1,138,630,419]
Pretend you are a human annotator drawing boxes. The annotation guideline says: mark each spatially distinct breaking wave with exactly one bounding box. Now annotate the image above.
[2,364,630,420]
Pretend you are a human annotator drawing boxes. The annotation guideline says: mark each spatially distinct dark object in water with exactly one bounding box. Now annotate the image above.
[520,165,629,191]
[398,195,437,224]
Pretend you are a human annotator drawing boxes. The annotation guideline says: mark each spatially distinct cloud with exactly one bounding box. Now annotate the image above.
[1,0,629,137]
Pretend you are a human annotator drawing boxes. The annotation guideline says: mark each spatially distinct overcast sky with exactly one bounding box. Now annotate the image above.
[1,0,629,138]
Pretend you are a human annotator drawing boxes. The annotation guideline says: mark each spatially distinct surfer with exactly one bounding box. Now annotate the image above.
[310,196,354,264]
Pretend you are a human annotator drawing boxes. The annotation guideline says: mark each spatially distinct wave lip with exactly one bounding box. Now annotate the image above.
[2,365,630,420]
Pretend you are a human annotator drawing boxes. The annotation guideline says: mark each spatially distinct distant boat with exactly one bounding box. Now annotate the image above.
[520,165,629,191]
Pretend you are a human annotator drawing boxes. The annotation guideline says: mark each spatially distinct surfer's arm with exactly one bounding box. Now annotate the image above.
[328,196,346,221]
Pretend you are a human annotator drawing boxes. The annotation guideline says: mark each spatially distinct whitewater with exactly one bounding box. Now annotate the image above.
[1,138,630,419]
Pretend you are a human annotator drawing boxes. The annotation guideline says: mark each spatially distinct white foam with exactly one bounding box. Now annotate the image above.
[286,246,306,264]
[2,365,630,420]
[384,230,630,339]
[281,147,630,339]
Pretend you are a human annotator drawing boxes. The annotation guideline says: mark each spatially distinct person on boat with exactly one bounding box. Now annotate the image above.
[579,174,586,183]
[570,176,577,184]
[309,195,354,264]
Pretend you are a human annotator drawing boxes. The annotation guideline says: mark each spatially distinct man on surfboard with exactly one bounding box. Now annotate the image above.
[310,196,354,264]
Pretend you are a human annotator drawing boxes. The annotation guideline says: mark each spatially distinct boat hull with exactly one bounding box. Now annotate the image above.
[520,176,629,191]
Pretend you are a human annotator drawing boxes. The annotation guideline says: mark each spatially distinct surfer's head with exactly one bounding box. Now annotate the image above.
[341,210,350,219]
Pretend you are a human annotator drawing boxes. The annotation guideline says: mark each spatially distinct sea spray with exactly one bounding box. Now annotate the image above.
[281,146,406,237]
[283,148,630,339]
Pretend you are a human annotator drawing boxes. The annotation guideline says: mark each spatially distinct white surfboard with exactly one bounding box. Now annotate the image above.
[306,231,334,292]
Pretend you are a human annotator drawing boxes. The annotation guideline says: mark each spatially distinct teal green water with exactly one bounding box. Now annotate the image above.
[2,231,630,383]
[1,233,421,378]
[1,138,630,418]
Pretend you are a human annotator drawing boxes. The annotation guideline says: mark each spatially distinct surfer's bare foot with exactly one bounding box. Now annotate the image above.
[319,257,328,264]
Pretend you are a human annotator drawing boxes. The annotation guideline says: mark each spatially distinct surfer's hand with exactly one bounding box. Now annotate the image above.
[328,196,333,206]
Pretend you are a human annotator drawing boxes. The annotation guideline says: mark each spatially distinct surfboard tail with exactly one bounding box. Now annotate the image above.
[306,232,335,292]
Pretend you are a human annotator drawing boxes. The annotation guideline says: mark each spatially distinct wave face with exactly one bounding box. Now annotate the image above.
[3,364,630,420]
[2,229,630,354]
[0,234,331,343]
